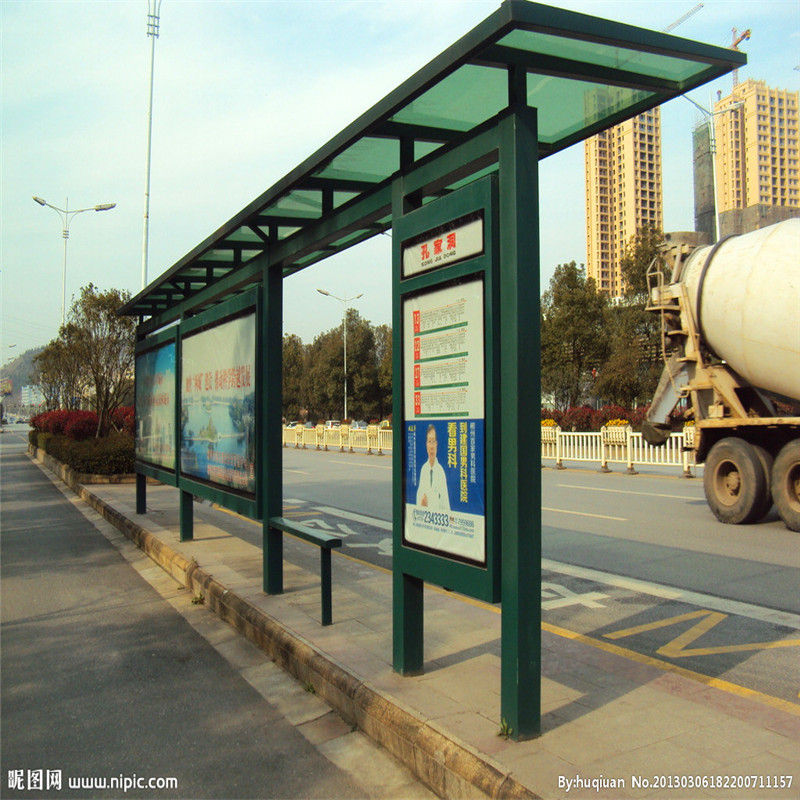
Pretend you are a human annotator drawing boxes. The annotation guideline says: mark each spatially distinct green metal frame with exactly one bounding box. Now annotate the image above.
[392,174,501,604]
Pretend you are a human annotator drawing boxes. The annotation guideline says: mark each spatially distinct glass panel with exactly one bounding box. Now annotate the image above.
[498,30,705,83]
[527,73,656,143]
[334,191,360,208]
[278,226,301,240]
[392,64,507,132]
[263,190,322,219]
[316,137,399,183]
[415,141,443,161]
[226,226,265,243]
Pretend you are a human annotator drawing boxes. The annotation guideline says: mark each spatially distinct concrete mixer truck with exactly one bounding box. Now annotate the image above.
[642,218,800,531]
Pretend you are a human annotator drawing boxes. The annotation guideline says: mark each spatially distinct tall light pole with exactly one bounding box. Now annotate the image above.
[316,289,363,421]
[33,196,116,327]
[684,95,744,240]
[142,0,162,290]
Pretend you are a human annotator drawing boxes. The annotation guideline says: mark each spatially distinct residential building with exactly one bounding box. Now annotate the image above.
[695,78,799,238]
[585,107,663,297]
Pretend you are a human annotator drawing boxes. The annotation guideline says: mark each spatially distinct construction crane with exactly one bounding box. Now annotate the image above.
[663,4,703,33]
[731,27,751,87]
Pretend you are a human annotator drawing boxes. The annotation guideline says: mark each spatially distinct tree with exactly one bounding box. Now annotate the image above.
[374,324,392,421]
[282,334,307,421]
[541,262,609,410]
[66,284,136,436]
[595,225,666,406]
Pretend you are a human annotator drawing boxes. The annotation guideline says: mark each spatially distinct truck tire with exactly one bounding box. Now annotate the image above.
[751,444,774,522]
[772,441,800,532]
[703,438,769,524]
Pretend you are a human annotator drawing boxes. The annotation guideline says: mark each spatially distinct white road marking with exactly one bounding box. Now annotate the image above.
[543,506,626,522]
[557,483,699,500]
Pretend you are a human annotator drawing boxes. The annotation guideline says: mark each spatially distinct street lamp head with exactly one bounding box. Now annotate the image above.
[316,289,331,297]
[94,203,116,211]
[33,196,46,206]
[354,293,364,300]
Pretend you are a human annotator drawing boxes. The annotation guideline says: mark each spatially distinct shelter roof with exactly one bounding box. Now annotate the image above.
[121,0,744,320]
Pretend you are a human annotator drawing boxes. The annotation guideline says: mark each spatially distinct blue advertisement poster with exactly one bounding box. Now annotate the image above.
[402,279,486,564]
[135,342,176,470]
[180,313,256,495]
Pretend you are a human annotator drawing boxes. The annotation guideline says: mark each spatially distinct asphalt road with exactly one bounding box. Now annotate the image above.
[0,431,420,800]
[281,446,800,706]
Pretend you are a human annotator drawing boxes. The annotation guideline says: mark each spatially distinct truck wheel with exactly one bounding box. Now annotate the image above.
[772,441,800,532]
[703,438,768,524]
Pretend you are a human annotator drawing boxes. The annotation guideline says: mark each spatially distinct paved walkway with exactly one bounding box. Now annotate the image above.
[32,450,800,800]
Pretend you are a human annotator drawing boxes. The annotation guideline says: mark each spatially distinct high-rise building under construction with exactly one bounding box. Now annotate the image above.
[694,78,799,239]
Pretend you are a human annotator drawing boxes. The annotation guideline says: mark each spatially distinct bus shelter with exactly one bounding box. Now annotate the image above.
[121,0,743,739]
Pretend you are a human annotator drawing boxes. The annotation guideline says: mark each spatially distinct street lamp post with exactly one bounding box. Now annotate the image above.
[142,0,163,290]
[316,289,363,421]
[684,95,744,241]
[33,196,116,327]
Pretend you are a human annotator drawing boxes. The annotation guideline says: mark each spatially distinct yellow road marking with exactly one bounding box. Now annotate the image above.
[212,506,799,715]
[604,608,800,658]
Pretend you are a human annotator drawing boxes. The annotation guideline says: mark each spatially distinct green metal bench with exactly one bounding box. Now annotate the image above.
[267,516,342,626]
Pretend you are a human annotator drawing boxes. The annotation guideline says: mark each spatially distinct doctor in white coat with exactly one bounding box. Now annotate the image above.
[416,423,451,511]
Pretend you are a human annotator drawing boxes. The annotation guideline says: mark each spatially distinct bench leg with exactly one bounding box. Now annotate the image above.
[320,549,332,626]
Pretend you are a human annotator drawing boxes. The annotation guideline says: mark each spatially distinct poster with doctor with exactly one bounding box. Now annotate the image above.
[403,278,486,565]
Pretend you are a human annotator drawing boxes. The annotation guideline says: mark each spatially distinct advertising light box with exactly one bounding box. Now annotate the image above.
[135,341,177,471]
[180,312,256,496]
[402,278,486,565]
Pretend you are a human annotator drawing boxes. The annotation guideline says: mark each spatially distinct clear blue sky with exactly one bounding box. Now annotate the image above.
[2,0,798,357]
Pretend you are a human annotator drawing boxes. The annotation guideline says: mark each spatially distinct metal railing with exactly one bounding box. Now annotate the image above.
[282,423,699,476]
[541,424,698,476]
[282,424,391,454]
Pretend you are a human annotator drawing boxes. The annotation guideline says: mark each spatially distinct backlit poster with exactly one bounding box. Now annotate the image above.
[135,342,176,470]
[403,278,486,564]
[180,313,256,495]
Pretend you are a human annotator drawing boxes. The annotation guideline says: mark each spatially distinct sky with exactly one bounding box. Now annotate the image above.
[2,0,798,360]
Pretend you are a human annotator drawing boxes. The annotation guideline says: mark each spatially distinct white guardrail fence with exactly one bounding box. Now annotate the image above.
[282,423,701,476]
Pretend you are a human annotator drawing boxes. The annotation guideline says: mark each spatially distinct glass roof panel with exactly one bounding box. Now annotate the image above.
[278,226,301,239]
[527,74,655,143]
[415,141,444,161]
[226,226,267,243]
[391,64,507,132]
[333,191,360,208]
[498,29,708,83]
[263,190,322,219]
[316,137,399,183]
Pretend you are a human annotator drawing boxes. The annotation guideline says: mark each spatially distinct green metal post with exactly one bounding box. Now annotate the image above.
[136,472,146,514]
[180,489,194,542]
[391,173,425,675]
[320,549,332,626]
[498,105,542,740]
[261,263,284,594]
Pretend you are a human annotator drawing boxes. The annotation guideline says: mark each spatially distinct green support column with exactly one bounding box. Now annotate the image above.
[391,173,425,675]
[498,106,542,740]
[136,472,146,515]
[180,489,194,542]
[261,263,284,594]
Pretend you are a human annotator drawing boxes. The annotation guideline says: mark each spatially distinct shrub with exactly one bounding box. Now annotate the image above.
[562,406,596,432]
[113,406,135,435]
[43,433,135,475]
[595,405,630,428]
[31,410,73,435]
[63,411,99,441]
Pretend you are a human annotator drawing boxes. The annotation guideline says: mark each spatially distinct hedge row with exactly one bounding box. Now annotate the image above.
[30,407,135,440]
[29,430,135,475]
[541,405,651,432]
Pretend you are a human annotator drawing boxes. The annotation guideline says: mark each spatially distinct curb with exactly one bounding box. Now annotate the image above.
[30,448,539,800]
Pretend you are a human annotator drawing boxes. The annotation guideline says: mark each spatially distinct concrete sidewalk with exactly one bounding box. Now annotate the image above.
[33,451,800,800]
